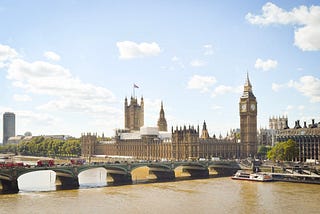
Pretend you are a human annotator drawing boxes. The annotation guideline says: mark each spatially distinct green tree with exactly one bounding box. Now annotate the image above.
[267,139,298,161]
[257,145,271,159]
[16,137,81,157]
[0,143,18,154]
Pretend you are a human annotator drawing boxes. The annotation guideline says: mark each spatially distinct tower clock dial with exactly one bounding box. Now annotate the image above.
[250,103,256,111]
[241,103,247,111]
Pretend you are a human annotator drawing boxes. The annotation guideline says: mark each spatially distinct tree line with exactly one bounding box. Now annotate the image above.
[0,136,81,157]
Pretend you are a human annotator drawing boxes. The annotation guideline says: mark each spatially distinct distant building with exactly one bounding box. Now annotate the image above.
[81,75,257,160]
[269,116,288,130]
[3,112,15,145]
[82,99,172,160]
[265,116,290,146]
[257,128,274,146]
[276,119,320,162]
[7,135,32,144]
[42,135,72,140]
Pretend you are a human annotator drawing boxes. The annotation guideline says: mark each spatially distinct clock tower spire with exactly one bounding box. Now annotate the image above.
[239,73,257,158]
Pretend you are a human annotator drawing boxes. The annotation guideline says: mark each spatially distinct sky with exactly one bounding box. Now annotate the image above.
[0,0,320,141]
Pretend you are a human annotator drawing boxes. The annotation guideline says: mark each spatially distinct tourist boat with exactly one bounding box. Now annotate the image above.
[232,170,273,182]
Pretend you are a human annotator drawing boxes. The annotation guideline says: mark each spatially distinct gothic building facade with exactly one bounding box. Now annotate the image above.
[81,75,258,160]
[125,96,144,131]
[269,116,288,130]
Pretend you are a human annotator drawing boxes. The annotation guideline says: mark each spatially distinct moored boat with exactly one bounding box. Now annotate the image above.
[232,170,273,182]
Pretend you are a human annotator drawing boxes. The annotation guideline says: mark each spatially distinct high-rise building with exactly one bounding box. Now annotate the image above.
[3,112,15,145]
[239,74,257,158]
[124,96,144,131]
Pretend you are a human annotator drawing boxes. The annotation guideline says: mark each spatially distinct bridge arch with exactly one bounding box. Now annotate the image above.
[173,162,209,178]
[77,164,132,184]
[130,163,175,182]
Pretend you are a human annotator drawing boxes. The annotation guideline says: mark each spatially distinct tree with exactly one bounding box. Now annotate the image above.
[267,139,298,161]
[257,145,271,159]
[16,137,81,157]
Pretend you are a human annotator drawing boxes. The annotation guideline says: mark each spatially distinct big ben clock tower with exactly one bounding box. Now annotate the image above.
[239,74,257,158]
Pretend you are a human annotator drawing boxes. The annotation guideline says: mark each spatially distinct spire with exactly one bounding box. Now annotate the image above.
[241,72,255,99]
[200,120,209,139]
[245,72,252,87]
[244,72,252,92]
[159,101,165,117]
[157,101,167,132]
[203,120,207,131]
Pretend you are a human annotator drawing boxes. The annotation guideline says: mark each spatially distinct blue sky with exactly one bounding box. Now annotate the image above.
[0,1,319,140]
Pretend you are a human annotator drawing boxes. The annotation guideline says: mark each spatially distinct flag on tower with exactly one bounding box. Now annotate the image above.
[134,84,139,88]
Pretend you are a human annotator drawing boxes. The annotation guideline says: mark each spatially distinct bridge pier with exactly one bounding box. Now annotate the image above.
[109,173,132,184]
[56,176,79,189]
[1,179,19,194]
[213,168,239,176]
[185,169,209,178]
[150,170,175,181]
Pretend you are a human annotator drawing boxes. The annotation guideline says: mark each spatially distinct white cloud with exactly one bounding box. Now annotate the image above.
[187,75,216,93]
[212,85,242,97]
[272,75,320,102]
[246,2,320,51]
[190,59,206,67]
[286,105,294,111]
[212,105,222,110]
[17,110,58,127]
[291,75,320,103]
[116,41,161,59]
[13,94,32,102]
[255,58,278,71]
[6,58,117,113]
[171,56,179,62]
[44,51,61,61]
[163,56,185,71]
[0,44,18,62]
[298,105,305,110]
[203,44,214,56]
[0,61,6,69]
[271,82,285,92]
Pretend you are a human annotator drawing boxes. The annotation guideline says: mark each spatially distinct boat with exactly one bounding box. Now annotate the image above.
[232,170,273,182]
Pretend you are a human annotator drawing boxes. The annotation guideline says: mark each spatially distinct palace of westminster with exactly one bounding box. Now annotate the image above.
[81,75,320,162]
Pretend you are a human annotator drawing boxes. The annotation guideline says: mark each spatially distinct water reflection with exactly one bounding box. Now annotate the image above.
[17,168,108,192]
[18,171,56,192]
[78,168,107,187]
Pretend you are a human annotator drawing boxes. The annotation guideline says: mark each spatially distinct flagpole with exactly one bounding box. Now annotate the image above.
[133,83,139,98]
[133,84,135,98]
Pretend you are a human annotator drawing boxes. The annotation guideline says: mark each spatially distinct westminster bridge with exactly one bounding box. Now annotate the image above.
[0,160,241,194]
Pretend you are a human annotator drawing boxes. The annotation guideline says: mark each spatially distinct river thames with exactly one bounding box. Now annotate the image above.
[0,168,319,214]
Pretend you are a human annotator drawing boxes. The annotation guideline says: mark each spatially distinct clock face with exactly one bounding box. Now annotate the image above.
[241,103,246,111]
[250,103,256,111]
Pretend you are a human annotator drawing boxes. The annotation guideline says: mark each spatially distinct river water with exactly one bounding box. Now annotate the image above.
[0,168,319,214]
